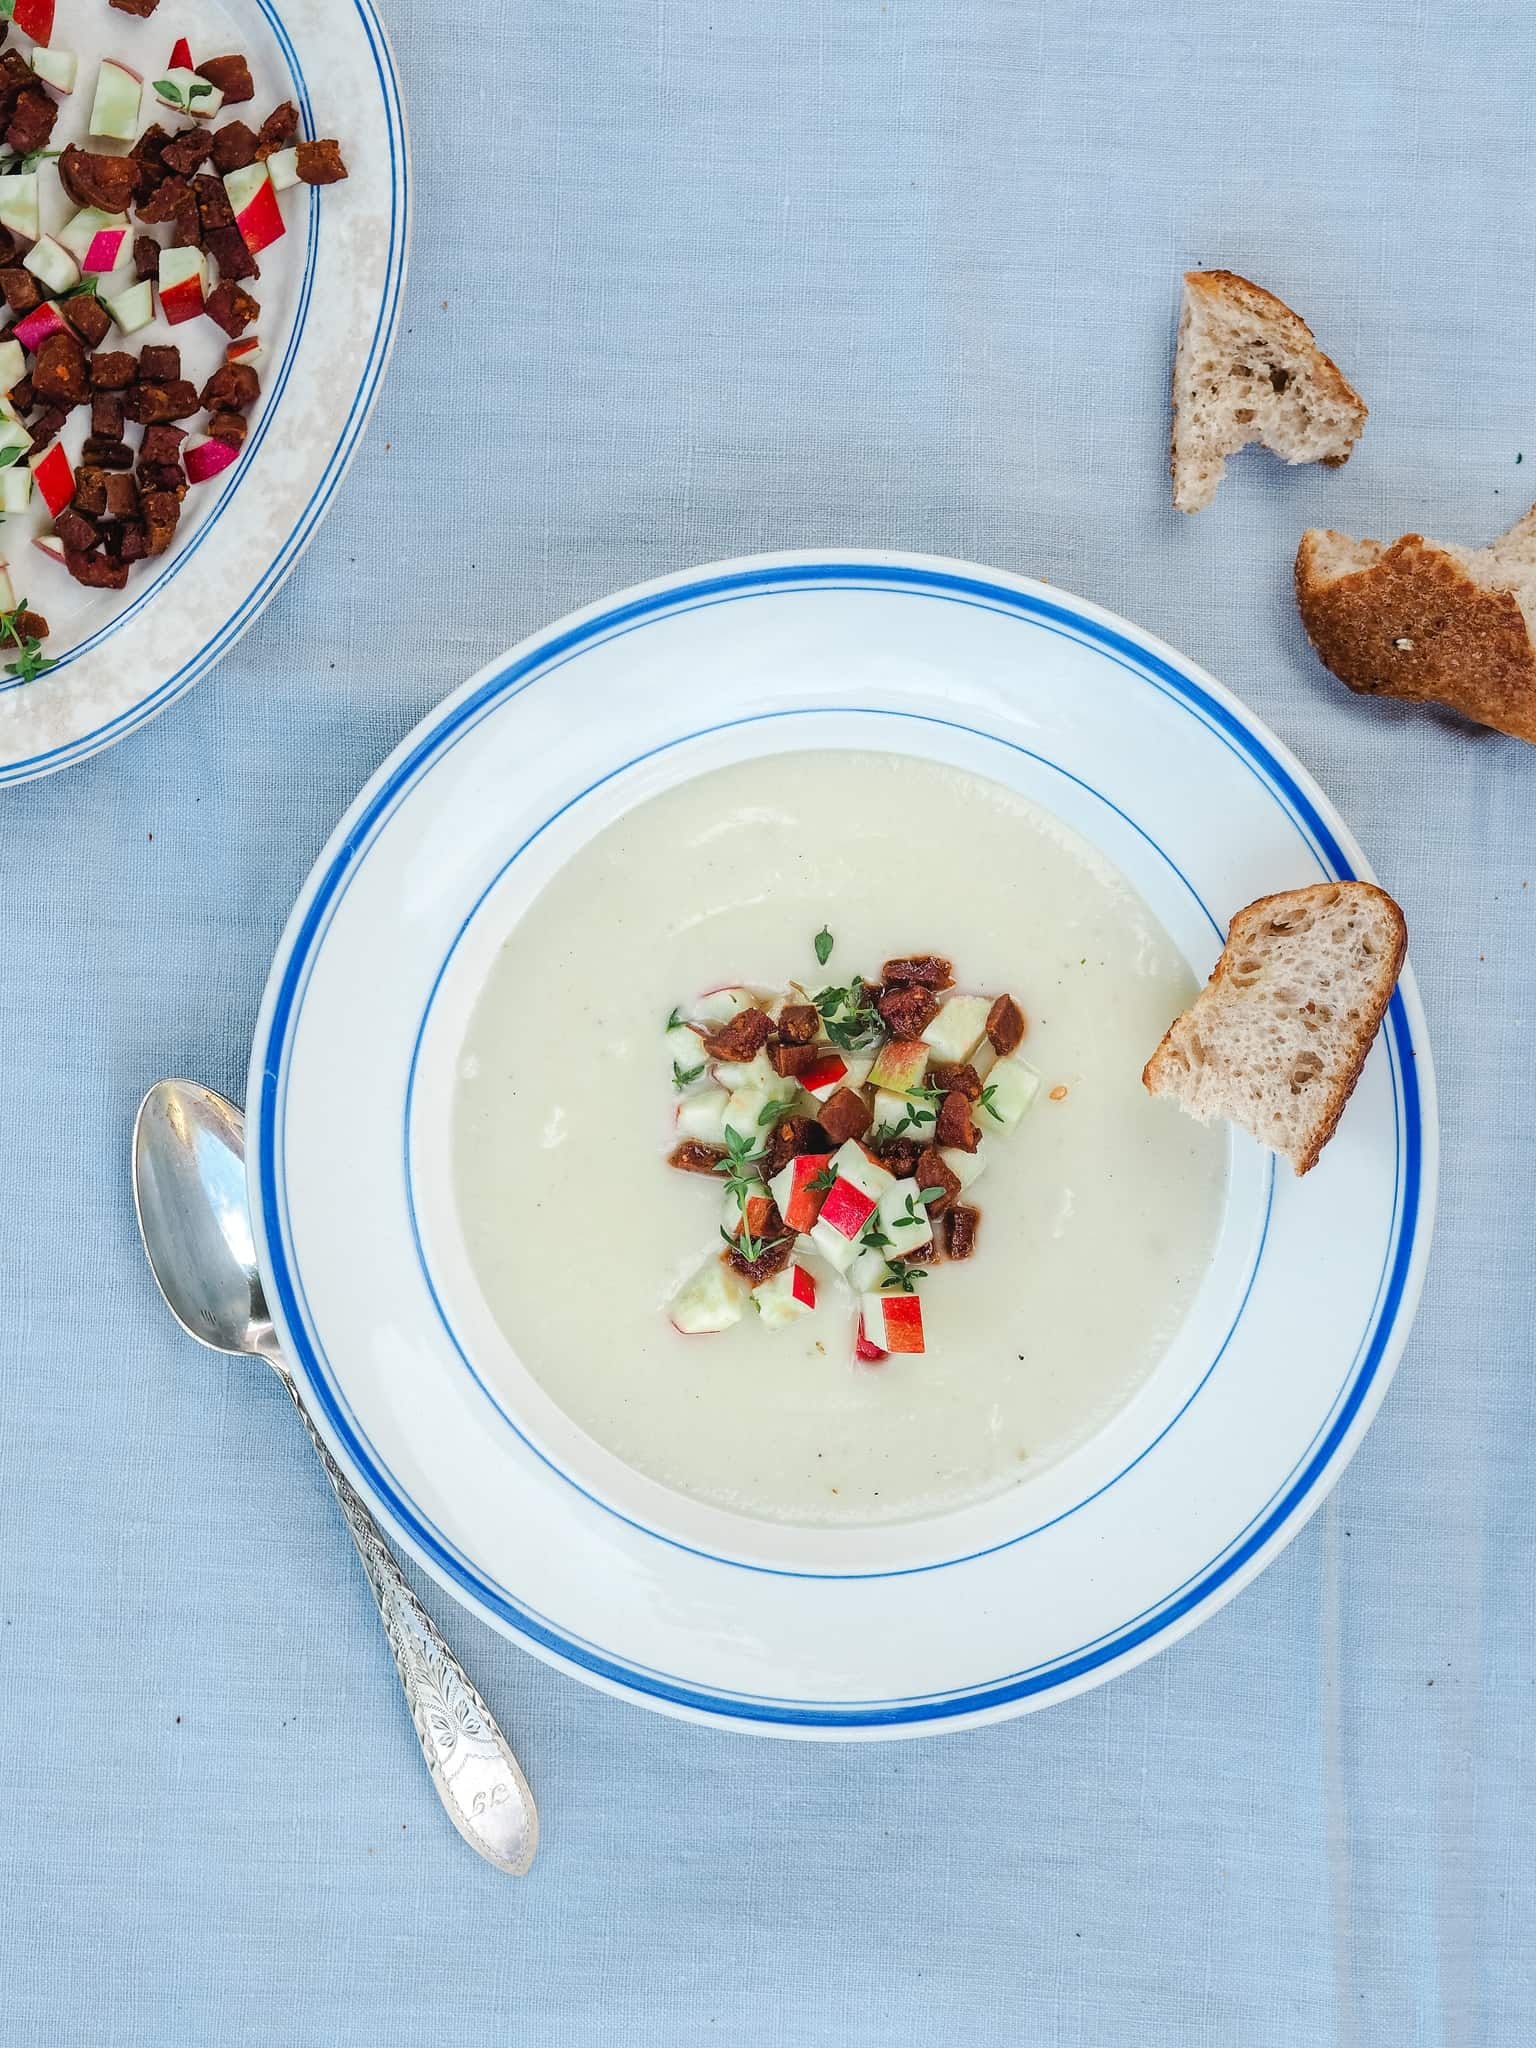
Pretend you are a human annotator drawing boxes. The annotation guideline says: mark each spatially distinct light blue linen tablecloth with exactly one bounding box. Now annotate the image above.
[2,2,1532,2040]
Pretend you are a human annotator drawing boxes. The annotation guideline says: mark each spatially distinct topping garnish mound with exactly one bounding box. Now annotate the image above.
[664,938,1040,1362]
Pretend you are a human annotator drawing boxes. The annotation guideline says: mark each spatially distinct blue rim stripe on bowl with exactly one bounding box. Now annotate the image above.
[251,561,1430,1727]
[0,0,409,779]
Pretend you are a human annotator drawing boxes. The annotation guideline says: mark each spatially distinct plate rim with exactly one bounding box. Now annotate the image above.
[0,0,412,785]
[246,547,1440,1738]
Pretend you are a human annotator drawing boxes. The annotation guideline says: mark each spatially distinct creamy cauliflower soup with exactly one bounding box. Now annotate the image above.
[452,751,1227,1527]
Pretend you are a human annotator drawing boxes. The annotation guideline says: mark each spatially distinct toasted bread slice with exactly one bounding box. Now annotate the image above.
[1143,882,1406,1174]
[1171,270,1367,513]
[1296,507,1536,742]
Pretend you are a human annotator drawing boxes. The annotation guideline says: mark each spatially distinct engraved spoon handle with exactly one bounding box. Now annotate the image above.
[272,1356,539,1875]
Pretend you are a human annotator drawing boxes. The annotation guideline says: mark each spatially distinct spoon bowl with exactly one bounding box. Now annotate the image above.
[132,1079,274,1360]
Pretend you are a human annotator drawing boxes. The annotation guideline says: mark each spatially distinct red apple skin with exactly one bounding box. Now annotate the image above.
[234,180,285,255]
[169,36,193,68]
[159,278,205,327]
[13,0,54,47]
[816,1177,876,1241]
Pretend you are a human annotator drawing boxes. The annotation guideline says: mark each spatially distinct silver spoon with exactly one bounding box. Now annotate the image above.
[132,1078,538,1876]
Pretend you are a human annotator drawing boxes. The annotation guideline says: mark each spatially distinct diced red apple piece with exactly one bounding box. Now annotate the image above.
[158,246,207,325]
[809,1168,880,1273]
[875,1177,934,1259]
[827,1138,894,1200]
[860,1291,925,1355]
[265,145,299,193]
[89,59,142,142]
[868,1038,929,1093]
[83,226,129,274]
[22,234,78,295]
[977,1055,1041,1135]
[753,1262,817,1330]
[225,334,263,365]
[183,435,240,484]
[854,1317,888,1363]
[0,562,14,610]
[674,1086,728,1147]
[60,206,125,263]
[0,340,25,394]
[28,441,72,518]
[103,280,153,334]
[922,994,992,1066]
[0,419,30,468]
[0,468,32,516]
[223,163,285,254]
[768,1151,834,1234]
[669,1256,749,1335]
[799,1051,873,1102]
[168,36,194,70]
[0,174,39,243]
[30,530,66,567]
[30,46,75,91]
[13,301,66,351]
[12,0,53,46]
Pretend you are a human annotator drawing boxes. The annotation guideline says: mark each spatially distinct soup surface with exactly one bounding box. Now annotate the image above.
[452,750,1227,1526]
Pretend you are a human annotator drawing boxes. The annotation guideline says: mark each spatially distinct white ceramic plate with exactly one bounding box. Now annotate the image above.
[247,551,1437,1738]
[0,0,408,784]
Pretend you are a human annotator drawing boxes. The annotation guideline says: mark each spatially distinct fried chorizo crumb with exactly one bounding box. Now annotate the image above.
[761,1116,826,1177]
[667,1140,727,1175]
[944,1205,980,1259]
[935,1091,979,1151]
[817,1087,872,1143]
[776,1003,820,1045]
[928,1061,982,1101]
[881,955,955,990]
[700,1007,772,1062]
[986,994,1026,1057]
[1049,1084,1069,1102]
[770,1041,822,1079]
[875,1137,922,1178]
[877,984,938,1036]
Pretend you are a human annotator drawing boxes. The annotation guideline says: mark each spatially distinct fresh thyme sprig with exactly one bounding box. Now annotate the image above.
[672,1059,705,1090]
[883,1258,928,1294]
[712,1124,762,1211]
[814,974,881,1051]
[814,925,834,967]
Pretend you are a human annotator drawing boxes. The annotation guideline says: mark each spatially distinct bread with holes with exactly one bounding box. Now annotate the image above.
[1171,270,1367,513]
[1142,882,1406,1174]
[1296,507,1536,743]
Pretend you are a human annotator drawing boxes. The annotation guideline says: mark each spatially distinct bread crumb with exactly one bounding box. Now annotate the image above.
[1049,1085,1068,1101]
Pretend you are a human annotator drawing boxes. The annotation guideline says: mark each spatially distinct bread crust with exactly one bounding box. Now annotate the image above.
[1296,525,1536,743]
[1143,881,1407,1175]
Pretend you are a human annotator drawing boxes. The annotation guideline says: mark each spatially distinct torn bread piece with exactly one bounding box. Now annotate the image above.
[1143,882,1406,1175]
[1171,270,1367,513]
[1296,507,1536,743]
